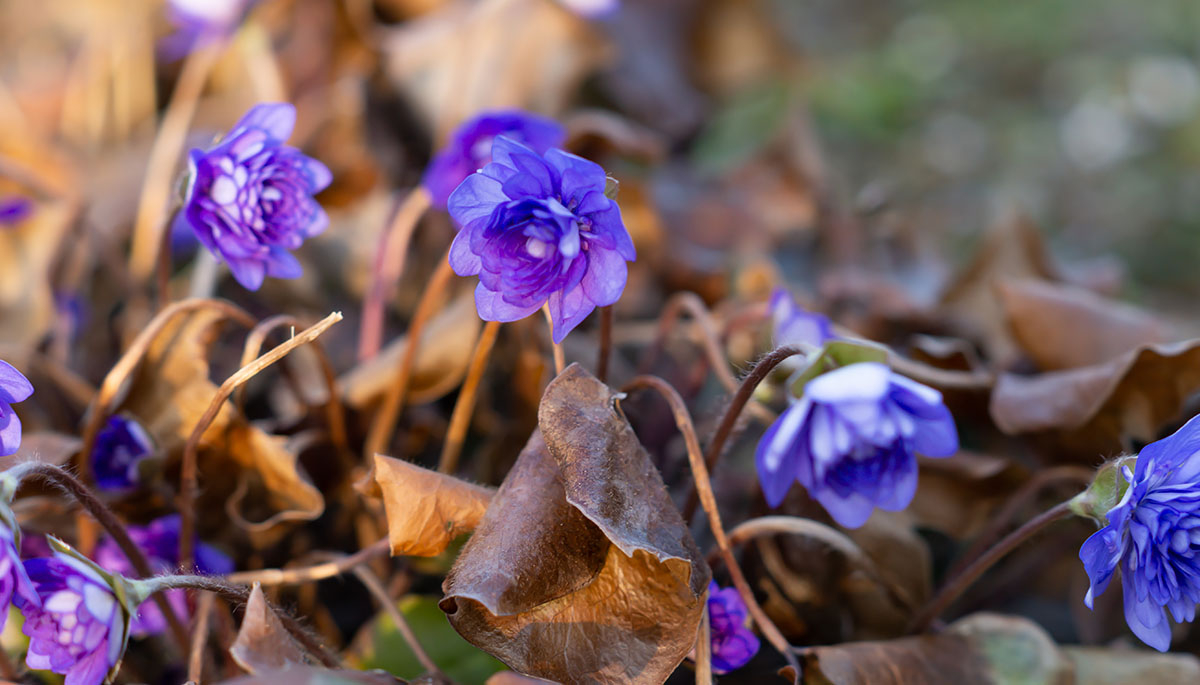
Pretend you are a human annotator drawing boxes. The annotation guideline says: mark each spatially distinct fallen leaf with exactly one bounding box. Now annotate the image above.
[440,364,709,685]
[230,583,307,674]
[341,292,482,409]
[374,454,495,556]
[990,339,1200,459]
[997,279,1167,371]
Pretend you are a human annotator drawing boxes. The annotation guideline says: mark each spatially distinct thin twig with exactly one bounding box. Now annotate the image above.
[682,345,807,522]
[364,254,456,460]
[179,312,344,569]
[4,462,190,652]
[78,298,257,481]
[695,600,712,685]
[187,591,216,683]
[439,320,500,474]
[225,539,391,586]
[349,564,443,677]
[359,188,432,362]
[154,206,179,312]
[542,304,565,375]
[722,516,916,612]
[907,501,1073,634]
[597,305,613,383]
[128,40,224,283]
[622,376,801,684]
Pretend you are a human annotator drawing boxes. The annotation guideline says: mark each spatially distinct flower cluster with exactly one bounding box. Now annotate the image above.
[93,515,232,637]
[447,136,635,342]
[756,361,958,528]
[1080,415,1200,651]
[175,102,332,290]
[707,581,759,673]
[424,110,565,210]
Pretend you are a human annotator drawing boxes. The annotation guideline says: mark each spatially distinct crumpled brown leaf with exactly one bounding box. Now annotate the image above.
[440,364,709,685]
[341,293,481,409]
[115,307,324,533]
[374,454,494,556]
[990,339,1200,459]
[997,279,1167,371]
[230,583,307,674]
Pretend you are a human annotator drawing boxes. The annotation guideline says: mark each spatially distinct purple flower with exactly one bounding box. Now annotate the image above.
[162,0,255,58]
[16,552,131,685]
[0,521,39,634]
[175,103,332,291]
[555,0,619,17]
[448,137,635,343]
[756,362,958,528]
[707,581,759,673]
[0,360,33,456]
[770,288,833,348]
[93,515,233,637]
[1080,415,1200,651]
[0,196,32,227]
[91,416,154,492]
[424,110,565,210]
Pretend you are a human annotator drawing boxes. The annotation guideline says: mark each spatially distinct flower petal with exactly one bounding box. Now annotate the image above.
[580,246,627,308]
[233,102,296,143]
[0,361,32,404]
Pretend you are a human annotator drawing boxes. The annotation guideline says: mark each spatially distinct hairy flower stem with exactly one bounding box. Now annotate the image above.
[908,501,1073,634]
[681,345,807,522]
[0,462,190,652]
[439,320,501,474]
[542,304,565,375]
[139,574,340,668]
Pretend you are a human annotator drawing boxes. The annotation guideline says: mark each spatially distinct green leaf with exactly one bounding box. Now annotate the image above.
[353,595,506,685]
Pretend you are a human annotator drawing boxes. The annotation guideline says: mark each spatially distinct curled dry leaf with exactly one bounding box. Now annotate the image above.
[997,279,1167,371]
[801,613,1070,685]
[341,293,481,409]
[990,339,1200,459]
[230,583,307,674]
[374,454,494,556]
[115,307,324,531]
[440,364,709,685]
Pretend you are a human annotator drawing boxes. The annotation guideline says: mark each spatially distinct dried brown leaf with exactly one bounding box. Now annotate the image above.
[990,339,1200,458]
[230,584,307,674]
[374,454,494,556]
[342,293,481,409]
[440,364,709,685]
[997,279,1166,371]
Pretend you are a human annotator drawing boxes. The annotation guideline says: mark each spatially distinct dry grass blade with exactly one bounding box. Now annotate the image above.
[178,311,344,568]
[187,591,217,683]
[349,563,443,678]
[696,600,713,685]
[360,187,432,362]
[439,320,501,474]
[226,538,391,586]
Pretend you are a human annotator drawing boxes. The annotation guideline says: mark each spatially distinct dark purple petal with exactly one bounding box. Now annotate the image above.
[91,415,154,492]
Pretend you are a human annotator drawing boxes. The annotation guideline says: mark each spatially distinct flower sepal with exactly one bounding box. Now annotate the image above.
[46,536,150,616]
[1069,455,1137,525]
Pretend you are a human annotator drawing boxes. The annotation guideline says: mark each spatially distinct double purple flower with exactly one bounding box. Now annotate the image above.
[17,550,131,685]
[756,362,958,528]
[707,581,759,673]
[447,136,635,343]
[175,102,331,290]
[1080,415,1200,651]
[0,360,33,456]
[93,514,233,637]
[424,110,565,210]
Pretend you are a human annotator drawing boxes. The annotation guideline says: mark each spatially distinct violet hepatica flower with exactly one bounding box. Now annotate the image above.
[0,360,33,456]
[707,581,759,673]
[424,110,565,210]
[93,514,233,637]
[0,518,38,634]
[756,361,958,528]
[17,548,134,685]
[175,102,331,291]
[770,287,833,348]
[1080,415,1200,651]
[447,136,635,343]
[91,415,155,492]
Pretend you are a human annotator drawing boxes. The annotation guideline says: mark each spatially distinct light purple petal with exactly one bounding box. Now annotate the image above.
[0,409,21,456]
[755,400,810,507]
[548,285,593,343]
[301,157,333,193]
[1123,573,1172,651]
[448,226,482,276]
[813,488,876,529]
[579,246,627,308]
[447,173,506,231]
[805,362,891,405]
[474,284,541,323]
[233,102,296,143]
[0,361,33,404]
[227,257,266,291]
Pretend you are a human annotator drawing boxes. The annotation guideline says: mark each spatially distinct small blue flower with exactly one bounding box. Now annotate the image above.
[770,288,833,349]
[707,581,759,673]
[162,0,256,59]
[175,102,331,291]
[756,362,958,528]
[91,416,155,492]
[1080,415,1200,651]
[0,196,32,227]
[448,137,635,343]
[0,360,33,456]
[424,110,565,210]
